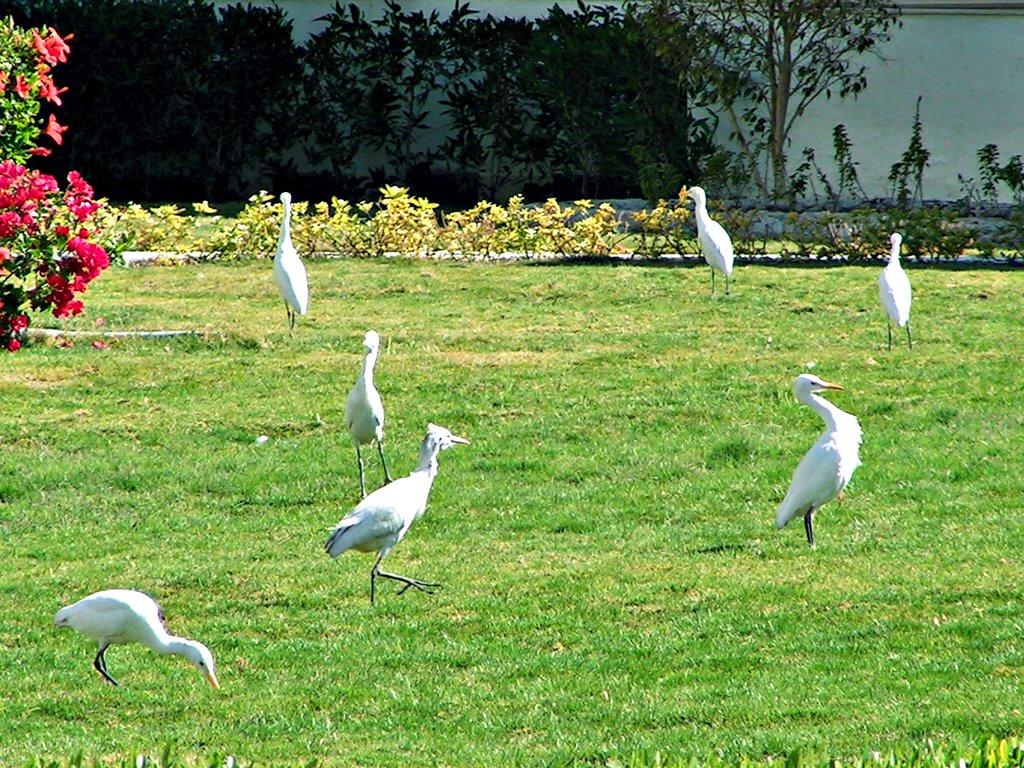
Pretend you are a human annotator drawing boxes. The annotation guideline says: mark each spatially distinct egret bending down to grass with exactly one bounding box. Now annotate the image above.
[53,589,220,688]
[879,232,912,350]
[684,185,734,296]
[273,191,308,337]
[776,374,862,547]
[346,330,392,497]
[325,423,469,604]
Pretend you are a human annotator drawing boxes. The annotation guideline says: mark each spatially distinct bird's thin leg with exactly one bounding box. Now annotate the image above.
[804,508,816,549]
[886,321,893,351]
[285,304,295,338]
[355,444,366,498]
[377,440,392,485]
[370,564,377,605]
[375,569,442,596]
[710,268,716,296]
[725,273,730,296]
[906,321,912,350]
[93,646,119,686]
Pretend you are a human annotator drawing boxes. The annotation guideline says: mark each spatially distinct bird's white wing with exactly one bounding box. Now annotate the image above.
[273,245,309,315]
[700,218,734,274]
[325,476,425,556]
[345,384,383,444]
[775,438,844,529]
[879,267,911,326]
[54,591,147,640]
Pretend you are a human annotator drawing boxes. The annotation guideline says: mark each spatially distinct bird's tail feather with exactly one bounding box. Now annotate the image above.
[324,523,355,558]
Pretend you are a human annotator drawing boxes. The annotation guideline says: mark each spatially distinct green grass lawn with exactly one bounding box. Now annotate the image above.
[1,258,1022,766]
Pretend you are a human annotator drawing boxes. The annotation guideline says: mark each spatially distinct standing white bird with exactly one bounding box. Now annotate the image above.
[345,330,392,498]
[272,191,308,337]
[325,423,469,604]
[879,232,912,350]
[685,185,734,296]
[776,374,862,547]
[53,589,220,688]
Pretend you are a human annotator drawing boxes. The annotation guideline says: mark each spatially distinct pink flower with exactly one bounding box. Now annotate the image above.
[91,340,109,350]
[44,114,67,145]
[28,147,52,157]
[45,28,72,64]
[37,74,63,105]
[7,339,21,352]
[10,315,29,333]
[14,75,30,99]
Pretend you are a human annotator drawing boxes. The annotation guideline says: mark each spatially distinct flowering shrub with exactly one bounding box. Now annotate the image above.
[0,17,71,163]
[1,20,109,351]
[0,161,110,350]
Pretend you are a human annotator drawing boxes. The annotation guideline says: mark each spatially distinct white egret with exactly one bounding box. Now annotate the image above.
[325,423,469,604]
[53,589,220,688]
[879,232,912,350]
[776,374,862,547]
[272,191,308,337]
[684,185,734,296]
[346,330,392,497]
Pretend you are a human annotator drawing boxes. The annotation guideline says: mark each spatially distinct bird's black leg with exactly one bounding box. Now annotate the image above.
[370,567,377,606]
[376,568,442,597]
[906,321,912,350]
[725,273,730,296]
[93,646,119,686]
[355,444,366,498]
[284,304,295,338]
[886,321,893,351]
[377,440,392,485]
[710,268,716,297]
[804,509,816,548]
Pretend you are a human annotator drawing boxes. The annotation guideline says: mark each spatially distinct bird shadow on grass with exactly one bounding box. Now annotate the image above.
[686,541,766,558]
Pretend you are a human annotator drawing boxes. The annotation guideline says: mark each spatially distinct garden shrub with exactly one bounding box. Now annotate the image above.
[0,17,110,351]
[2,0,720,204]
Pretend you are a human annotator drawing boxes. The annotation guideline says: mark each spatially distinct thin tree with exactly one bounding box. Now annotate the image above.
[639,0,899,201]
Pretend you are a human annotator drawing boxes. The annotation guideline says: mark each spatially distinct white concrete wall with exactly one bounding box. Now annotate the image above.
[228,1,1024,202]
[788,10,1024,202]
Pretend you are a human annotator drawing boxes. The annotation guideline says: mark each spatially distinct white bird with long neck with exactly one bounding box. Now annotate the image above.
[684,185,734,296]
[879,232,912,350]
[776,374,862,547]
[325,423,469,604]
[53,589,220,688]
[345,330,392,498]
[272,191,308,337]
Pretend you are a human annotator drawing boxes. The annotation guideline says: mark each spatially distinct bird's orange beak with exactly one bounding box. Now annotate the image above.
[206,670,221,689]
[821,381,844,391]
[451,435,470,445]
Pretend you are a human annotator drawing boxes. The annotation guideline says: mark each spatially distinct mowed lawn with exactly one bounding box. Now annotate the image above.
[0,257,1021,766]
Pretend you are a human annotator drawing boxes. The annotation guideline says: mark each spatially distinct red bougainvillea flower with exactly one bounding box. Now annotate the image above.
[28,147,52,157]
[44,114,67,145]
[0,162,109,351]
[14,75,30,99]
[91,340,109,350]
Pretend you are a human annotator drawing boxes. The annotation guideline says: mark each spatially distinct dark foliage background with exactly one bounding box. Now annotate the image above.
[1,0,718,204]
